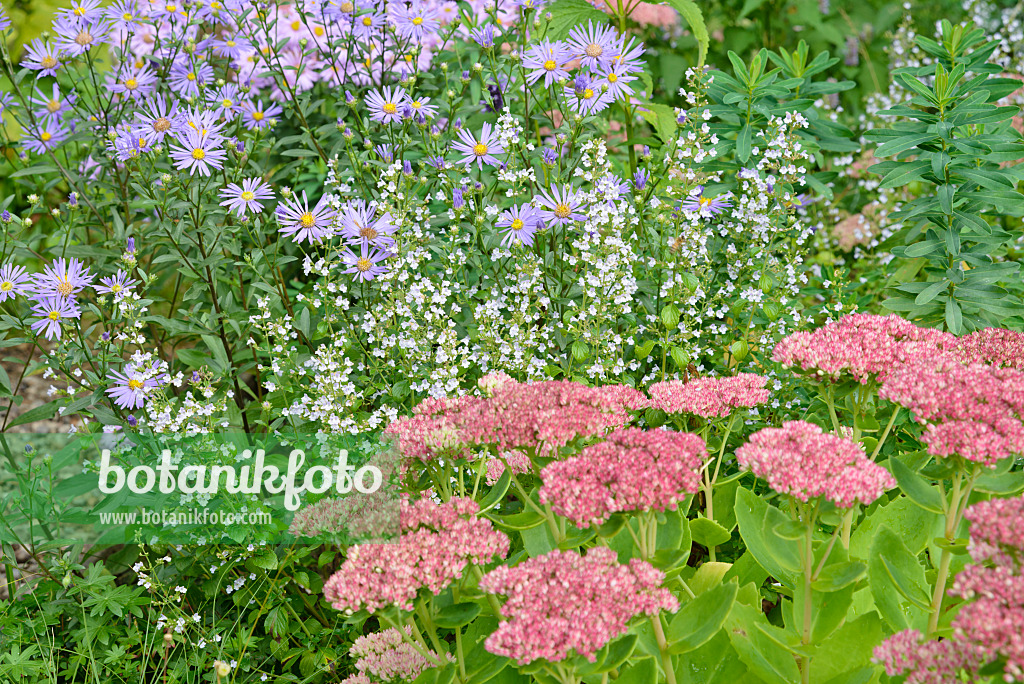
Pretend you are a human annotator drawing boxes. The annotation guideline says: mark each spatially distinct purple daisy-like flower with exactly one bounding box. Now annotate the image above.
[21,39,63,77]
[109,63,157,100]
[365,86,409,125]
[471,24,498,48]
[168,61,212,98]
[105,364,162,410]
[567,20,618,71]
[339,200,397,251]
[135,94,181,145]
[30,296,81,341]
[53,16,108,57]
[452,123,505,169]
[241,100,283,130]
[390,1,439,42]
[341,243,389,281]
[409,96,439,119]
[32,257,94,298]
[170,128,226,176]
[94,270,137,299]
[277,191,337,244]
[220,178,274,217]
[31,83,75,123]
[523,39,575,87]
[351,10,384,39]
[610,35,646,74]
[566,73,613,115]
[211,36,249,60]
[60,0,103,22]
[681,186,732,216]
[596,62,637,100]
[211,84,243,115]
[22,121,68,155]
[0,264,32,302]
[496,204,542,247]
[108,126,148,161]
[105,0,140,30]
[535,184,588,225]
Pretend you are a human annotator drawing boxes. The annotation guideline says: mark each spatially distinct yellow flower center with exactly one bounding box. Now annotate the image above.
[241,191,255,201]
[153,117,171,132]
[543,59,557,71]
[360,225,378,240]
[511,218,523,230]
[412,16,423,25]
[412,100,422,108]
[608,73,618,83]
[41,56,58,68]
[186,72,196,81]
[75,30,94,46]
[356,257,372,271]
[226,40,236,46]
[41,131,53,142]
[314,26,324,36]
[123,12,134,20]
[222,98,233,108]
[300,212,316,228]
[583,88,594,99]
[340,0,353,11]
[585,43,603,57]
[473,142,488,156]
[554,203,571,218]
[47,99,61,113]
[166,4,176,11]
[362,16,372,25]
[48,311,62,321]
[192,148,206,160]
[124,78,138,89]
[252,111,265,121]
[128,379,143,391]
[0,282,12,292]
[383,102,397,114]
[290,20,300,30]
[74,6,86,15]
[699,196,711,207]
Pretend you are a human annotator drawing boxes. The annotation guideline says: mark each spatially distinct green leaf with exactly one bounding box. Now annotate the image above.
[7,401,58,429]
[690,517,732,548]
[478,469,510,513]
[868,525,930,631]
[812,561,866,592]
[945,298,963,334]
[544,0,609,39]
[875,133,936,158]
[660,0,709,66]
[725,602,803,684]
[689,561,732,595]
[666,580,738,654]
[615,657,658,684]
[850,496,935,559]
[734,487,801,587]
[890,457,944,514]
[809,613,886,683]
[434,602,481,629]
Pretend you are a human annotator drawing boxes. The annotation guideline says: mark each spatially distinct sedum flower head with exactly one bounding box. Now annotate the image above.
[648,373,770,418]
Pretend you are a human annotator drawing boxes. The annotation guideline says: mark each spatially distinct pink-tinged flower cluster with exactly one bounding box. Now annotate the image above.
[385,380,647,461]
[736,421,895,507]
[539,428,706,526]
[485,449,532,486]
[772,313,954,384]
[879,359,1024,466]
[648,373,770,418]
[323,497,509,613]
[289,489,399,543]
[876,495,1024,683]
[953,327,1024,370]
[346,626,452,683]
[479,547,678,664]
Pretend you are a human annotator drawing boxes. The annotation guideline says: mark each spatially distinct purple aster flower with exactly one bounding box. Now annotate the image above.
[610,35,646,74]
[341,243,389,281]
[135,94,181,145]
[181,107,226,140]
[365,86,409,125]
[105,364,162,410]
[22,120,68,155]
[452,123,505,168]
[60,0,103,22]
[409,96,438,119]
[567,20,618,71]
[32,258,94,298]
[523,39,575,87]
[31,84,75,123]
[426,155,446,170]
[68,192,77,207]
[277,191,336,244]
[471,24,498,48]
[339,200,397,250]
[535,184,588,225]
[598,173,630,204]
[126,414,137,427]
[211,36,250,60]
[220,178,274,217]
[597,62,637,100]
[541,147,559,165]
[53,16,108,57]
[105,0,140,30]
[169,128,226,177]
[94,270,137,299]
[566,73,613,114]
[496,204,541,247]
[30,296,81,341]
[351,10,384,39]
[0,265,32,302]
[109,63,157,100]
[681,186,732,216]
[20,39,63,77]
[453,187,465,209]
[375,144,393,163]
[633,168,649,191]
[242,100,282,130]
[108,126,148,161]
[390,1,439,42]
[168,61,213,98]
[211,84,243,116]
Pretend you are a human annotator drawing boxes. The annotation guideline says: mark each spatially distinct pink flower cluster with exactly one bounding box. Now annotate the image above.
[648,373,771,418]
[484,449,532,486]
[345,626,451,683]
[386,380,647,461]
[772,313,954,384]
[479,547,678,664]
[539,428,706,526]
[323,497,509,613]
[952,327,1024,370]
[736,421,895,507]
[876,495,1024,683]
[879,359,1024,466]
[289,490,399,542]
